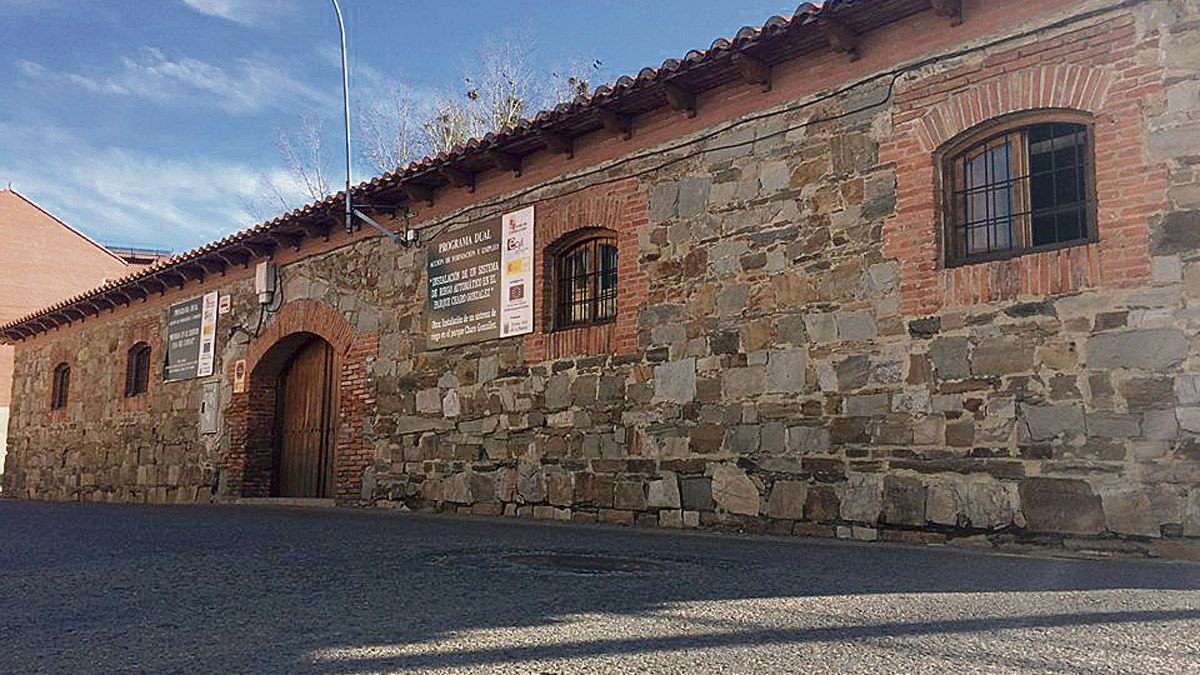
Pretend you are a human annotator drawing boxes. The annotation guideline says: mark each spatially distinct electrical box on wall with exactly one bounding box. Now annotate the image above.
[199,381,220,435]
[255,261,277,305]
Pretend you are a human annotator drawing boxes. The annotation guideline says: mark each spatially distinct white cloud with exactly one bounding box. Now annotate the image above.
[0,123,309,251]
[16,48,334,115]
[180,0,289,26]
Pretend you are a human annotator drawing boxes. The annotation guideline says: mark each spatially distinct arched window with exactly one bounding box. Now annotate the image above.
[51,362,70,410]
[942,112,1095,265]
[551,230,618,330]
[125,342,152,398]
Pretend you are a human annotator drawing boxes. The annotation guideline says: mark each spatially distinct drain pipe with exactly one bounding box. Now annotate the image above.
[331,0,353,234]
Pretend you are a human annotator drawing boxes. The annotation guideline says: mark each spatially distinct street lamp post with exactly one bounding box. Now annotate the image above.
[331,0,352,234]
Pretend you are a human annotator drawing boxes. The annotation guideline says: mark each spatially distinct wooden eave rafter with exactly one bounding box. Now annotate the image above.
[403,182,436,206]
[822,17,861,61]
[930,0,963,26]
[663,81,698,118]
[197,257,227,276]
[599,108,633,140]
[538,129,574,158]
[486,148,523,177]
[439,165,476,192]
[732,51,773,91]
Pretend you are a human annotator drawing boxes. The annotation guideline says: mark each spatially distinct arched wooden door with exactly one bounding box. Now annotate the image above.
[274,336,338,498]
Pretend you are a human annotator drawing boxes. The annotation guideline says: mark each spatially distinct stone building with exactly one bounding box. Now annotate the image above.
[0,188,130,477]
[3,0,1200,557]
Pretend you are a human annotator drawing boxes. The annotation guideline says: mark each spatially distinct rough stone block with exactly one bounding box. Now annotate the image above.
[680,476,714,512]
[767,350,808,393]
[677,177,712,218]
[614,480,647,511]
[1178,407,1200,434]
[516,461,545,503]
[1121,376,1176,411]
[711,465,760,516]
[722,367,766,399]
[405,390,437,420]
[1086,413,1141,439]
[805,485,840,523]
[803,313,837,342]
[1087,329,1187,370]
[1021,403,1086,441]
[882,475,926,526]
[649,181,679,222]
[1019,478,1105,535]
[647,472,681,509]
[835,355,870,391]
[844,394,889,416]
[787,425,831,454]
[837,312,878,342]
[1151,210,1200,256]
[929,337,970,381]
[653,358,696,404]
[1143,409,1180,441]
[972,338,1034,376]
[1176,374,1200,406]
[839,473,882,524]
[766,481,807,520]
[1100,488,1160,538]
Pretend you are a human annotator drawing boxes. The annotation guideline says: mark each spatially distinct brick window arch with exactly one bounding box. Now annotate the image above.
[548,228,618,330]
[50,362,70,410]
[124,342,152,398]
[940,110,1096,266]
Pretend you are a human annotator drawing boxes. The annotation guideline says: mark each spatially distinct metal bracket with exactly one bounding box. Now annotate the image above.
[354,208,416,247]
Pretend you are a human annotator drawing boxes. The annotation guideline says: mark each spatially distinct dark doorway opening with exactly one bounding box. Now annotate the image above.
[273,335,338,498]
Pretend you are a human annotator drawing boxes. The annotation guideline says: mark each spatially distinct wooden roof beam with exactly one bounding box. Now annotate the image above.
[663,81,697,118]
[538,129,574,158]
[178,265,206,283]
[822,18,861,61]
[930,0,963,26]
[403,182,436,206]
[599,109,633,140]
[198,257,228,276]
[439,165,476,192]
[732,52,772,91]
[299,220,332,243]
[486,149,523,177]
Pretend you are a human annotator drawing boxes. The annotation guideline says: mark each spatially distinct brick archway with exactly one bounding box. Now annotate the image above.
[223,299,378,504]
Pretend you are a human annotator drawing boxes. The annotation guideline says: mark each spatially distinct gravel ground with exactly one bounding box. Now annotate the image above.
[1,501,1198,674]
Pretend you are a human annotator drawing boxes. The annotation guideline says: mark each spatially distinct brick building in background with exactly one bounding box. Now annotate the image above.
[0,189,130,477]
[3,0,1200,557]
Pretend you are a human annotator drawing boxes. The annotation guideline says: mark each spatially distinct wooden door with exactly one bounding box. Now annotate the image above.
[275,337,338,498]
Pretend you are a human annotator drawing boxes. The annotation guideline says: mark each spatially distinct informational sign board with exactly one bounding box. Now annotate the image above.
[426,206,534,349]
[165,291,219,382]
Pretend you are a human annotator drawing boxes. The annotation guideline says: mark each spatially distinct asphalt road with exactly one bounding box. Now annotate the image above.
[1,501,1198,674]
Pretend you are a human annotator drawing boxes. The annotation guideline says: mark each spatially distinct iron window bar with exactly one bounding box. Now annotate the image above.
[555,235,618,330]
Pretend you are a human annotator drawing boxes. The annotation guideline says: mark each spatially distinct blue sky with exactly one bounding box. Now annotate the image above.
[0,1,796,252]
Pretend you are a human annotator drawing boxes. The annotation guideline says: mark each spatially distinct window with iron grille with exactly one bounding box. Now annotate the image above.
[125,342,152,398]
[943,115,1096,266]
[552,232,618,330]
[51,362,70,410]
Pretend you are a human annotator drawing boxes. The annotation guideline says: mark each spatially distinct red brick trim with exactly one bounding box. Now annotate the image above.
[523,179,647,362]
[225,299,378,504]
[117,319,162,413]
[882,19,1165,316]
[911,65,1114,153]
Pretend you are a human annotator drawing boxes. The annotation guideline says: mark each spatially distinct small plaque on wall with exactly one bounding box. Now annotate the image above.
[232,359,247,394]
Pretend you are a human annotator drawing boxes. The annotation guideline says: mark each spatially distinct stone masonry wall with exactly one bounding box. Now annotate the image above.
[5,1,1200,557]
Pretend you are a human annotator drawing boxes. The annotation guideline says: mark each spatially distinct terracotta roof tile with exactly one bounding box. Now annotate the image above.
[0,0,917,340]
